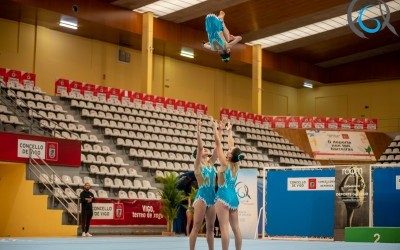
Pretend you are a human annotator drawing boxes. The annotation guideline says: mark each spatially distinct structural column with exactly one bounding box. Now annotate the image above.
[252,44,262,114]
[141,12,154,94]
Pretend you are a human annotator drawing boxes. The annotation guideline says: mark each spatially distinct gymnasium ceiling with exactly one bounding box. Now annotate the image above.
[1,0,400,88]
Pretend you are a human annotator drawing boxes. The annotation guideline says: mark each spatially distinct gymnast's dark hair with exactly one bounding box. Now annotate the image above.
[219,51,230,63]
[231,147,245,163]
[192,149,197,159]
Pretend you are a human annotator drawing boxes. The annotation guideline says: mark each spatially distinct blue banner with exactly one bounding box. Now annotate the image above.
[372,166,400,226]
[265,169,335,238]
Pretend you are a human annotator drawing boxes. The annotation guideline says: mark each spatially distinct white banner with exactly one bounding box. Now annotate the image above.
[93,203,114,219]
[306,130,375,161]
[396,176,400,190]
[17,139,45,159]
[230,169,258,239]
[287,177,335,191]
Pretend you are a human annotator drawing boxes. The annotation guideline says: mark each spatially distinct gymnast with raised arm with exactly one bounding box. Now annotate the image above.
[189,119,222,250]
[212,120,245,250]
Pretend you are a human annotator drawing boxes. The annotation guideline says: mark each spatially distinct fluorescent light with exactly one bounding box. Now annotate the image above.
[180,51,194,59]
[248,0,400,48]
[59,21,78,30]
[303,82,313,88]
[180,47,194,59]
[134,0,207,17]
[59,16,78,30]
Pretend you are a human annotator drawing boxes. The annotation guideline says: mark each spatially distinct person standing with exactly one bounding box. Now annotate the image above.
[189,119,220,250]
[80,183,95,237]
[212,120,244,250]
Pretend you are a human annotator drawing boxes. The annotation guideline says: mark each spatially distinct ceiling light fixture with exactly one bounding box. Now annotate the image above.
[134,0,207,17]
[59,16,78,30]
[180,47,194,59]
[59,20,78,30]
[248,0,400,48]
[303,82,313,88]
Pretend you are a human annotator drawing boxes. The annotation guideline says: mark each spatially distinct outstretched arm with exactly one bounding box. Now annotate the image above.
[194,120,203,170]
[213,120,228,167]
[226,121,234,150]
[209,118,223,164]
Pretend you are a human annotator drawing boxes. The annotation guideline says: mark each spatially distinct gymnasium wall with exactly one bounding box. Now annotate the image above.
[0,18,399,132]
[0,162,76,236]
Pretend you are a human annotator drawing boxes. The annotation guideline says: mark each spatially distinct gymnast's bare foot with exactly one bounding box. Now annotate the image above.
[219,11,225,20]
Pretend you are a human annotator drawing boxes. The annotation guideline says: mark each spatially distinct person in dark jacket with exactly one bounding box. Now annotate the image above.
[80,183,95,237]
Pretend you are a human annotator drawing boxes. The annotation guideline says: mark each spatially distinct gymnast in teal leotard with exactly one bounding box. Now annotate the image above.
[203,11,242,62]
[189,119,222,250]
[213,120,245,250]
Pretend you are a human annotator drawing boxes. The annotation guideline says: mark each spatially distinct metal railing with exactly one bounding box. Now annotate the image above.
[28,149,79,225]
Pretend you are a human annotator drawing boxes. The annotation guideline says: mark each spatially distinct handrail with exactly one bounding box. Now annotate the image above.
[27,148,79,224]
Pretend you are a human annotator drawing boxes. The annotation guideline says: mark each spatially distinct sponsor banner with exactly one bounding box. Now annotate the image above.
[220,108,230,121]
[91,198,166,226]
[55,79,69,95]
[273,116,286,128]
[6,69,21,85]
[82,83,96,98]
[334,165,370,239]
[96,86,109,101]
[287,116,300,129]
[231,169,258,239]
[196,104,207,115]
[0,132,80,167]
[142,94,155,107]
[17,139,46,159]
[287,177,335,191]
[0,68,6,84]
[69,81,83,95]
[186,102,196,114]
[306,130,375,161]
[21,72,36,87]
[300,116,314,129]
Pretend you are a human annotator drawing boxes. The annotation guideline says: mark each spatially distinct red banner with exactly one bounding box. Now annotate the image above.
[286,116,300,129]
[365,118,377,130]
[70,81,83,95]
[313,117,326,129]
[55,79,69,95]
[327,117,339,130]
[273,116,286,128]
[143,94,155,107]
[186,102,196,113]
[0,68,6,84]
[82,83,96,98]
[96,86,109,101]
[91,198,166,226]
[6,69,21,85]
[0,132,81,167]
[352,118,365,130]
[262,116,273,128]
[21,72,36,87]
[339,118,352,130]
[176,100,186,112]
[154,96,166,108]
[165,98,176,110]
[108,88,121,102]
[196,104,207,115]
[132,92,144,105]
[300,116,314,129]
[220,108,230,121]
